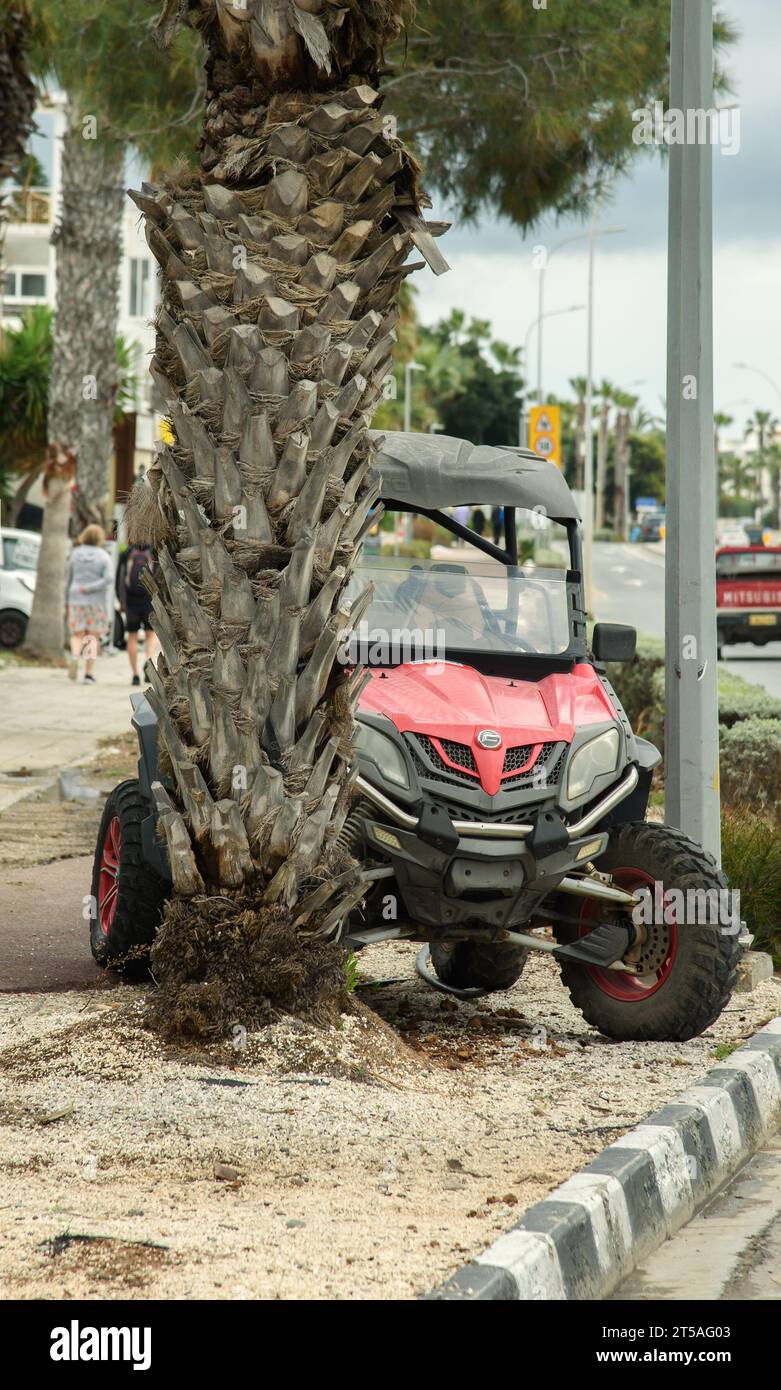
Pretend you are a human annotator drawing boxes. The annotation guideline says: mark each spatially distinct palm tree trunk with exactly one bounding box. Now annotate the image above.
[613,410,630,540]
[22,447,74,659]
[22,111,125,659]
[0,5,37,339]
[133,0,445,1036]
[55,118,126,529]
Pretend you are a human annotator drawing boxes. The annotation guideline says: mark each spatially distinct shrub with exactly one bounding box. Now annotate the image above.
[721,806,781,966]
[605,638,665,734]
[716,672,781,727]
[720,716,781,810]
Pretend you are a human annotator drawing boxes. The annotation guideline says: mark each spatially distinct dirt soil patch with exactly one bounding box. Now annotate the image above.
[1,950,779,1300]
[0,734,137,871]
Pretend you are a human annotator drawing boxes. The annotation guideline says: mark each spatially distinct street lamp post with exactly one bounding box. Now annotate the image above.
[732,362,781,410]
[520,304,585,446]
[399,360,425,547]
[665,0,720,860]
[403,359,425,433]
[536,227,623,407]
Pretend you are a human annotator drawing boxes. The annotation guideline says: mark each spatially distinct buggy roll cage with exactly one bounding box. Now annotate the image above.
[381,498,584,576]
[369,501,589,674]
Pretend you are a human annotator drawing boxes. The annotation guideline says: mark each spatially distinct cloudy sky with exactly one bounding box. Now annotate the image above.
[415,0,781,438]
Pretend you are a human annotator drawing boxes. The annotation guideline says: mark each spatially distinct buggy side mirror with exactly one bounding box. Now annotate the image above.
[592,622,637,663]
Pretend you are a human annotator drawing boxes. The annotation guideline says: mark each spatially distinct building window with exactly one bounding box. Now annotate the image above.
[20,272,46,298]
[4,271,15,296]
[129,258,151,318]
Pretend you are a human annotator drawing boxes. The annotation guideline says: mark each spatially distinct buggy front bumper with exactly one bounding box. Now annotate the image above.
[354,762,639,842]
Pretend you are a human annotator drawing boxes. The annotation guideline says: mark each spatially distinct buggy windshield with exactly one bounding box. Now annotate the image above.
[344,558,572,663]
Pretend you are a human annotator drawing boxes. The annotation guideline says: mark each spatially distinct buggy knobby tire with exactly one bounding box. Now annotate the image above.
[555,821,741,1041]
[90,779,169,978]
[430,939,529,993]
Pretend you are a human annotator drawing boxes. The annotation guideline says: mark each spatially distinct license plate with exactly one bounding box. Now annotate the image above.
[748,613,776,626]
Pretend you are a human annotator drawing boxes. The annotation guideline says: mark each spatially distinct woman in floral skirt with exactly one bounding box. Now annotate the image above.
[66,525,115,684]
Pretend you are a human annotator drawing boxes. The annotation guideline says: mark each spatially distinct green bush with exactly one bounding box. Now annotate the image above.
[716,671,781,727]
[605,638,665,733]
[720,717,781,811]
[721,807,781,966]
[609,642,781,763]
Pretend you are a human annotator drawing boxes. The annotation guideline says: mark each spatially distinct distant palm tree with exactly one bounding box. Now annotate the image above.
[745,409,779,513]
[568,375,587,490]
[611,389,639,539]
[595,379,615,531]
[713,410,733,460]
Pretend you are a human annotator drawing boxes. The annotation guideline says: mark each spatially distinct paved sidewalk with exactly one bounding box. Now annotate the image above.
[0,653,137,809]
[0,856,107,992]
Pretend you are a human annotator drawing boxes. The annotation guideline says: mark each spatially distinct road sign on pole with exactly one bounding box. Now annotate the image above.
[665,0,721,861]
[528,405,562,468]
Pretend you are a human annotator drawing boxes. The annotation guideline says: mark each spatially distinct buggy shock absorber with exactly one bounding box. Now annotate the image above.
[335,801,373,856]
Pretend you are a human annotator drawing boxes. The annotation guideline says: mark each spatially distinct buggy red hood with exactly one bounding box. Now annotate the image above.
[360,661,617,795]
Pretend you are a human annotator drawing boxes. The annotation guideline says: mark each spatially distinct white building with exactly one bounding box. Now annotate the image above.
[2,94,161,525]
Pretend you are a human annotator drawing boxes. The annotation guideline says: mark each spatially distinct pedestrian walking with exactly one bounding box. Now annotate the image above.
[471,507,486,537]
[116,541,158,686]
[66,525,115,684]
[491,505,504,546]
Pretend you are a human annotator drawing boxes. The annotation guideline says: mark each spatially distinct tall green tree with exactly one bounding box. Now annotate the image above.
[385,0,737,227]
[0,4,37,327]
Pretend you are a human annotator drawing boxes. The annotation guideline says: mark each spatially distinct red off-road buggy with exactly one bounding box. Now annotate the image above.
[92,432,740,1040]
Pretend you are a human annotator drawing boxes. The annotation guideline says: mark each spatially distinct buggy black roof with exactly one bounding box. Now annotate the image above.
[369,430,580,522]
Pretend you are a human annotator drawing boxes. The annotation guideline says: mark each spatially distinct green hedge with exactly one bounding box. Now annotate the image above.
[722,806,781,966]
[720,717,781,811]
[607,640,781,808]
[605,638,664,733]
[716,671,781,727]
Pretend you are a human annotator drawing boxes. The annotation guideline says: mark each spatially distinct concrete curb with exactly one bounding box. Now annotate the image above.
[425,1016,781,1301]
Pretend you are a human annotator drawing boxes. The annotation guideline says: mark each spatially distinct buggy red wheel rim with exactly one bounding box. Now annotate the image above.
[578,866,677,1002]
[98,815,121,935]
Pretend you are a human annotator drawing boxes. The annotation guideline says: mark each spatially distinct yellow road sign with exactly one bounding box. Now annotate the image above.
[528,404,562,468]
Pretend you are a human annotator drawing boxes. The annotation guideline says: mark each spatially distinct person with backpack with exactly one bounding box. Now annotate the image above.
[116,542,158,686]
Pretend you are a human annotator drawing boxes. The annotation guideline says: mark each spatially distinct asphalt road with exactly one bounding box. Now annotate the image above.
[591,541,781,699]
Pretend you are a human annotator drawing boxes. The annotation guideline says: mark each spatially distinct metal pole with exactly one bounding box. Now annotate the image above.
[403,360,412,434]
[665,0,720,860]
[537,263,545,404]
[582,207,598,610]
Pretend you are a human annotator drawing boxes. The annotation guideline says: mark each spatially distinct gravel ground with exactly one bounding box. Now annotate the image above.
[1,945,779,1301]
[0,734,137,871]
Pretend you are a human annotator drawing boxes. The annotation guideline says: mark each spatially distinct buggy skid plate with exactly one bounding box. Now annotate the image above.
[362,815,620,931]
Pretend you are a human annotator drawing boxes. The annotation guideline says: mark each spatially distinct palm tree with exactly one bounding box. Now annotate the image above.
[127,0,446,1032]
[22,0,202,658]
[594,379,614,531]
[0,4,37,330]
[611,389,638,540]
[745,409,779,515]
[568,376,587,490]
[0,305,51,521]
[713,410,733,462]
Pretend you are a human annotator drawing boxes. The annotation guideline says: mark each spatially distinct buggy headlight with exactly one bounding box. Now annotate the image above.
[356,723,410,791]
[566,728,620,800]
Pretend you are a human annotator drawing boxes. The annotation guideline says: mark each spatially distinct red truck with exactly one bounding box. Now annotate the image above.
[716,543,781,658]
